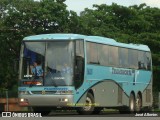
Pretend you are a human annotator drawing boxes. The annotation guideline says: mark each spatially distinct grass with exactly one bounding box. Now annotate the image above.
[154,109,160,112]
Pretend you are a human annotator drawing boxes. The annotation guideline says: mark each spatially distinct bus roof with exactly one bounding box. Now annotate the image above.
[23,33,150,51]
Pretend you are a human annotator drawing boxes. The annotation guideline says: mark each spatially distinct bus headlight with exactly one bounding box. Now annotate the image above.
[19,98,28,102]
[59,98,69,102]
[19,98,29,106]
[64,98,68,102]
[20,98,24,102]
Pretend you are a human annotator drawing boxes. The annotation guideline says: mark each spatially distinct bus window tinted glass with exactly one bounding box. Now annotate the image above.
[76,40,84,58]
[109,46,119,66]
[75,40,84,88]
[138,51,146,69]
[119,48,129,68]
[128,49,138,69]
[87,42,98,64]
[98,44,109,66]
[45,41,74,86]
[144,52,151,70]
[22,42,45,80]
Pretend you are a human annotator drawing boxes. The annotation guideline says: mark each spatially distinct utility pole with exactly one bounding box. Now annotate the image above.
[5,89,9,112]
[159,92,160,109]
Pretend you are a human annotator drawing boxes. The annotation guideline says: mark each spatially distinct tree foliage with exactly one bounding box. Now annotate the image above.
[0,1,160,98]
[0,0,70,89]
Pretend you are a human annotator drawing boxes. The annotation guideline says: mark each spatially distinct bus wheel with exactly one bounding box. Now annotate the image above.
[32,107,51,116]
[77,93,95,115]
[129,93,135,113]
[135,94,142,112]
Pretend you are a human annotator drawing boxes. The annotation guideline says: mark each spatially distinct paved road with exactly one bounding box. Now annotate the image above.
[0,111,159,120]
[48,111,160,117]
[48,111,133,117]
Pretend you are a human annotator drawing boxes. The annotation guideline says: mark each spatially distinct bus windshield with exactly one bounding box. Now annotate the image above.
[21,41,74,86]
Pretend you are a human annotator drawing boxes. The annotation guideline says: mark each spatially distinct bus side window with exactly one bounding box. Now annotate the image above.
[138,51,147,70]
[119,47,129,68]
[128,49,138,69]
[108,46,119,66]
[87,42,99,64]
[98,44,109,66]
[75,56,84,76]
[145,52,151,70]
[138,61,145,69]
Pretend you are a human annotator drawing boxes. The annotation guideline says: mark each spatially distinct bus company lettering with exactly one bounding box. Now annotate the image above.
[112,68,132,76]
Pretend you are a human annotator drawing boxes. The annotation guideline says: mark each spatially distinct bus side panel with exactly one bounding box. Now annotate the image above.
[91,81,129,107]
[142,82,152,107]
[75,92,87,107]
[76,80,129,107]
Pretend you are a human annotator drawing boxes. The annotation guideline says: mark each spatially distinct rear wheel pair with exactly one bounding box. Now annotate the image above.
[130,93,142,113]
[135,94,142,112]
[119,93,142,113]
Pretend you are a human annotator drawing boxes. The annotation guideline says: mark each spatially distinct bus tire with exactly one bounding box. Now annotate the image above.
[129,93,135,113]
[32,107,51,116]
[77,93,95,115]
[135,93,142,112]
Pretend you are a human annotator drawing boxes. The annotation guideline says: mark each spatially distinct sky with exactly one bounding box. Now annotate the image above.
[65,0,160,14]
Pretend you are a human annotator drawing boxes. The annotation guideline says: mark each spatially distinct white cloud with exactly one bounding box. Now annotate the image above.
[65,0,160,14]
[64,0,104,12]
[141,0,160,7]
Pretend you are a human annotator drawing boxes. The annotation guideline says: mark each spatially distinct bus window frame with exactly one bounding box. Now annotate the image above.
[86,41,151,71]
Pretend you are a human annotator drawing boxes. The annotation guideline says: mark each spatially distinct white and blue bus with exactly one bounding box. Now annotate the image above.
[18,34,152,115]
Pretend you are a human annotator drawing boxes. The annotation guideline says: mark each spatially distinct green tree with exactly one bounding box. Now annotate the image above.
[0,0,70,90]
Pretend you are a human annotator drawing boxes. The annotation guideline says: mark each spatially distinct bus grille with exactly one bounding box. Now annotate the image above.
[31,91,57,95]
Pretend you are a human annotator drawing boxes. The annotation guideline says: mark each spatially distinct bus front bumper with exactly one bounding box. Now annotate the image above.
[19,94,74,107]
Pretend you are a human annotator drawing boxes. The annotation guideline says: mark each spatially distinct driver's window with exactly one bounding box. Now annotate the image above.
[23,42,45,80]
